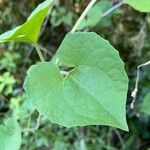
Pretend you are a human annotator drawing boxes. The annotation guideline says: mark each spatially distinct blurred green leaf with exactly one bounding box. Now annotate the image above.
[141,93,150,115]
[51,7,73,27]
[0,72,16,95]
[78,0,111,30]
[10,95,35,119]
[53,140,68,150]
[18,99,35,118]
[0,118,21,150]
[0,52,20,71]
[124,0,150,12]
[0,0,53,44]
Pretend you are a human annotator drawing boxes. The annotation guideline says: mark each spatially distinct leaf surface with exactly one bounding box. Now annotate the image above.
[24,32,128,131]
[0,0,53,44]
[124,0,150,12]
[141,93,150,115]
[0,118,21,150]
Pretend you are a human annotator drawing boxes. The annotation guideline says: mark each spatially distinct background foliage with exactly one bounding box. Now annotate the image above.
[0,0,150,149]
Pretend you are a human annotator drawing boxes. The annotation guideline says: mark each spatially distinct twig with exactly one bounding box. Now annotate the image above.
[131,61,150,109]
[113,128,125,149]
[71,0,97,33]
[39,45,53,56]
[130,22,147,57]
[22,114,41,133]
[71,0,123,33]
[34,114,41,131]
[101,1,123,17]
[34,43,45,62]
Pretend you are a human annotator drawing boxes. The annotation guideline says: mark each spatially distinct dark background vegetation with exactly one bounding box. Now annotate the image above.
[0,0,150,149]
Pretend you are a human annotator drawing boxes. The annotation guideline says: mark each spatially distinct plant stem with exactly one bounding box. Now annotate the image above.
[101,1,123,17]
[131,60,150,109]
[34,43,45,62]
[22,114,41,133]
[71,0,97,33]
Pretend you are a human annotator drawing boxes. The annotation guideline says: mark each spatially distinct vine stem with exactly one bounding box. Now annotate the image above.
[22,114,41,133]
[101,1,123,17]
[131,61,150,109]
[34,43,45,62]
[71,0,97,33]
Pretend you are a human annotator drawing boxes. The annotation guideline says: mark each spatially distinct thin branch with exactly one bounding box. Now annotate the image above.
[39,45,53,56]
[130,22,146,57]
[71,0,123,33]
[113,128,124,149]
[71,0,97,33]
[34,43,45,62]
[22,114,41,133]
[101,1,123,17]
[34,114,41,130]
[131,61,150,109]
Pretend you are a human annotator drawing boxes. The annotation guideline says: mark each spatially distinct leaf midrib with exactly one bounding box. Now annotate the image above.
[63,66,123,127]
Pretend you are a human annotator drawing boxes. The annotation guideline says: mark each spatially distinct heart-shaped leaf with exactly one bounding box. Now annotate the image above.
[0,0,53,44]
[0,118,21,150]
[24,32,128,131]
[124,0,150,12]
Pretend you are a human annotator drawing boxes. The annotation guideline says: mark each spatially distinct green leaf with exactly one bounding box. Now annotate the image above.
[24,32,128,131]
[0,0,53,44]
[124,0,150,12]
[0,118,22,150]
[78,0,111,30]
[18,99,35,118]
[141,93,150,115]
[0,72,16,95]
